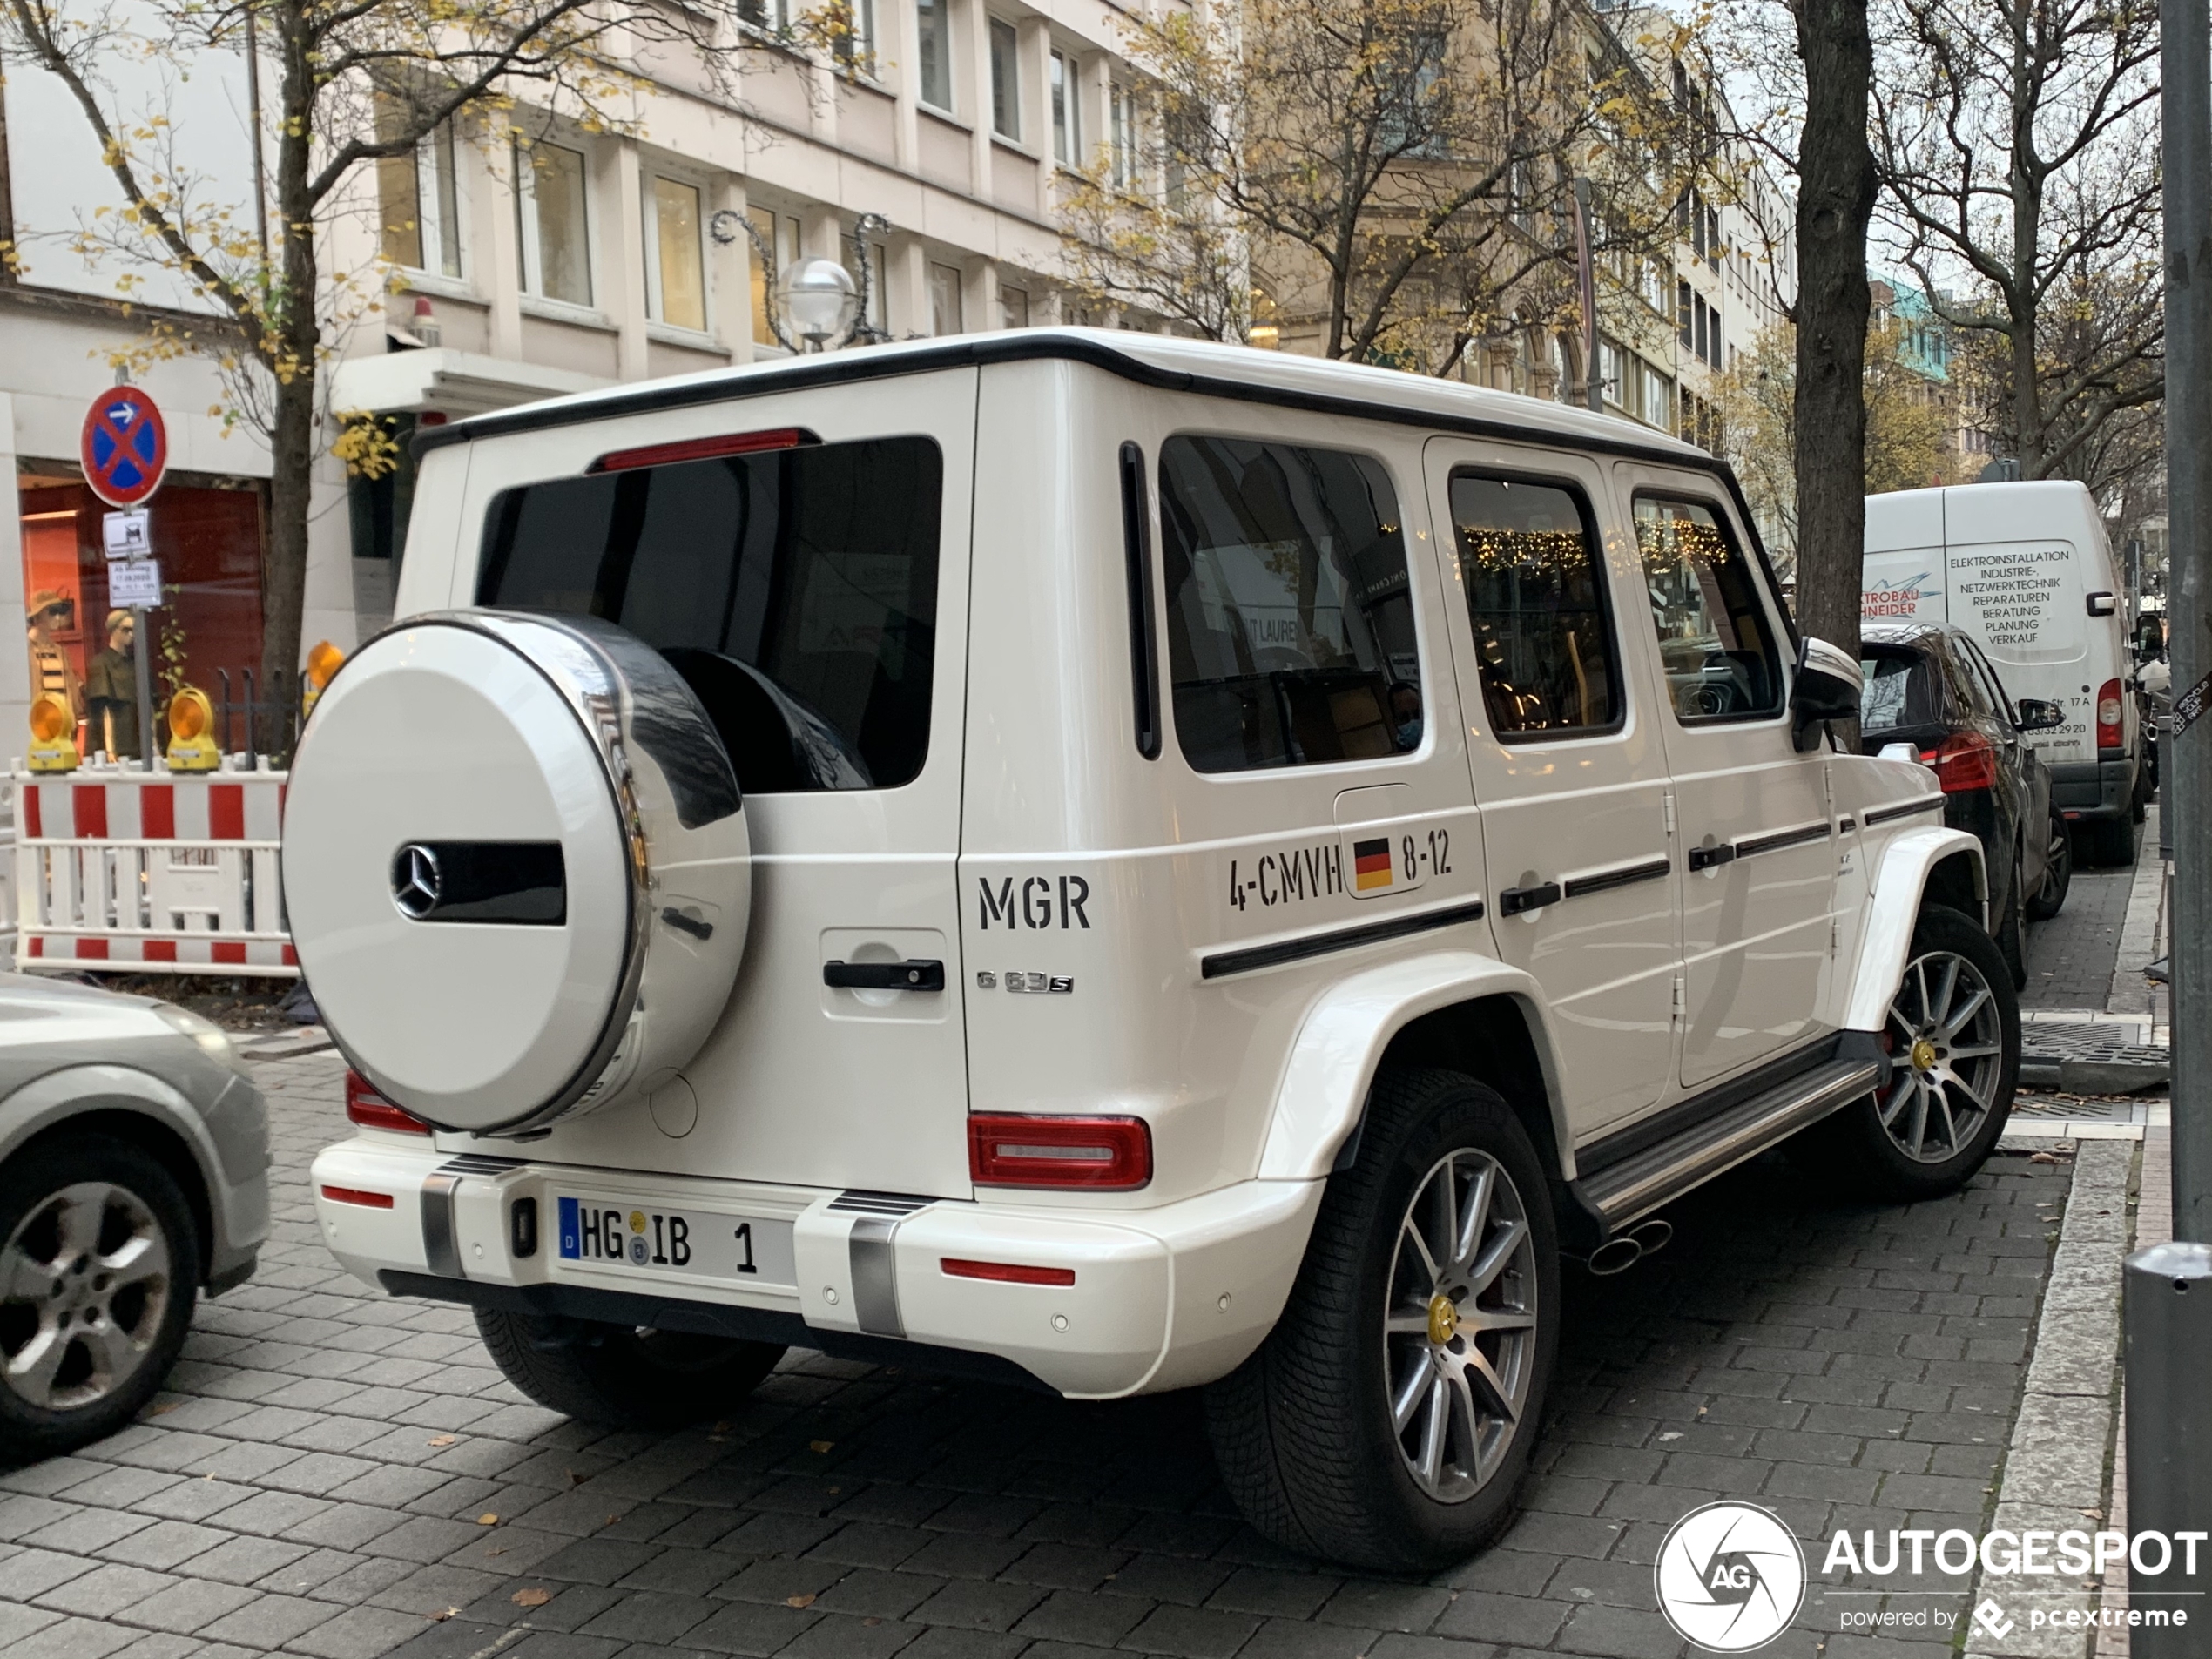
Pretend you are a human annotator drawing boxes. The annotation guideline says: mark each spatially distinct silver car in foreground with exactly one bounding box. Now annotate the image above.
[0,975,268,1460]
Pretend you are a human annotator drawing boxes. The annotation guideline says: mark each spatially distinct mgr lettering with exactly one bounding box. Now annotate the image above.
[978,874,1092,929]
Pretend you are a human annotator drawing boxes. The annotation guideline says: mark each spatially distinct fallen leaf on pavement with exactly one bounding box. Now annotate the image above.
[2030,1151,2060,1163]
[431,1608,459,1622]
[810,1440,834,1453]
[147,1402,179,1417]
[477,1513,499,1526]
[786,1595,817,1608]
[428,1435,457,1447]
[512,1588,552,1608]
[2082,1508,2105,1521]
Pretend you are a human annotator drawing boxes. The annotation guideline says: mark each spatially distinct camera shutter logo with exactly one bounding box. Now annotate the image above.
[1654,1501,1806,1652]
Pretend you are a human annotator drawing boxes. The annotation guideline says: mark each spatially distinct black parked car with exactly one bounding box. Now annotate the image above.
[1860,622,2071,989]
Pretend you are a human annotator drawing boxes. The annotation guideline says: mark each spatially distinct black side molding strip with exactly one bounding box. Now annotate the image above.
[1202,899,1487,981]
[1865,795,1946,826]
[1733,821,1833,860]
[1562,857,1671,899]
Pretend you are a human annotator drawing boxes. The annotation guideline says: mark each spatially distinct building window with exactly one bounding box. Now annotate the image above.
[999,284,1028,328]
[1677,279,1693,351]
[1050,51,1076,164]
[646,177,705,332]
[377,121,462,279]
[989,19,1020,140]
[917,0,951,111]
[1109,81,1136,189]
[928,261,963,334]
[514,138,591,307]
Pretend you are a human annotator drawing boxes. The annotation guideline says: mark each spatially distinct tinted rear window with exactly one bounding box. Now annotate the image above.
[1859,646,1947,734]
[477,437,942,790]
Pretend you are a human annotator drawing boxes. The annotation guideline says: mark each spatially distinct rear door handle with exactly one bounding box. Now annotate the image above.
[1497,882,1563,916]
[824,959,946,992]
[1687,843,1737,872]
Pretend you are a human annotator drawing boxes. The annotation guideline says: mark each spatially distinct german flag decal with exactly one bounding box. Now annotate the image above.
[1353,837,1394,893]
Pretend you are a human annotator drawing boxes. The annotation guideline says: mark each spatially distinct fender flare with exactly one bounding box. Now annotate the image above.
[1844,826,1987,1031]
[1256,951,1568,1182]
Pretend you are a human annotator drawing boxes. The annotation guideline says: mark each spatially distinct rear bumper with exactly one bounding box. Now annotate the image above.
[2051,756,2136,819]
[310,1136,1322,1399]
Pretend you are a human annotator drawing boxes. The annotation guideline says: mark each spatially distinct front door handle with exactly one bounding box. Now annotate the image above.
[1497,882,1563,916]
[824,959,946,992]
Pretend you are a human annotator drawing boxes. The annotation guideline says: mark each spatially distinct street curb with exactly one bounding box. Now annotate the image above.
[1963,1137,2134,1658]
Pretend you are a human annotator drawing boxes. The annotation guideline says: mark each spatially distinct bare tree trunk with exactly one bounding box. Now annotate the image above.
[1791,0,1878,667]
[260,4,318,705]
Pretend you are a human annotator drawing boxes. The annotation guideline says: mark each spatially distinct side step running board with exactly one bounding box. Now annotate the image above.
[1576,1057,1883,1231]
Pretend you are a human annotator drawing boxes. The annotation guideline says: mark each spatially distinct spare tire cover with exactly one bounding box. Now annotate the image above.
[282,610,750,1136]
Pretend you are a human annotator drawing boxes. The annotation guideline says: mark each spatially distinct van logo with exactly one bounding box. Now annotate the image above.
[392,845,442,919]
[1862,572,1931,618]
[977,875,1091,930]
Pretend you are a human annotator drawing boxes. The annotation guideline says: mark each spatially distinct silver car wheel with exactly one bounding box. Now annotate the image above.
[1879,949,2004,1163]
[0,1180,174,1413]
[1382,1149,1540,1503]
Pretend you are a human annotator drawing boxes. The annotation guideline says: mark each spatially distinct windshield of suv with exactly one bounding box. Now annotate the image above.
[477,436,942,791]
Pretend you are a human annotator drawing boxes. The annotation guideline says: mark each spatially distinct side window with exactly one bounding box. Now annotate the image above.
[1960,638,2017,725]
[1634,496,1784,723]
[1447,471,1621,738]
[1159,435,1422,773]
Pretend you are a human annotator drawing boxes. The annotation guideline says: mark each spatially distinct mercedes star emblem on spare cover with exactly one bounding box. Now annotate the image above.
[392,844,442,920]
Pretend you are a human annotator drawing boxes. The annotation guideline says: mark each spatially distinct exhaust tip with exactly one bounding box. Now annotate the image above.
[1585,1237,1642,1276]
[1629,1218,1674,1259]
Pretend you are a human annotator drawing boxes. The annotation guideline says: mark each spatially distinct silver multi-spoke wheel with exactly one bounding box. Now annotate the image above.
[1879,948,2004,1163]
[1383,1149,1539,1502]
[0,1180,174,1413]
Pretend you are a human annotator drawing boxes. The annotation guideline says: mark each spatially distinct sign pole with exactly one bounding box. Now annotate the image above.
[132,607,153,769]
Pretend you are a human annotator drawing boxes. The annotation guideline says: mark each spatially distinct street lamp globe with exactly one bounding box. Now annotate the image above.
[779,258,859,349]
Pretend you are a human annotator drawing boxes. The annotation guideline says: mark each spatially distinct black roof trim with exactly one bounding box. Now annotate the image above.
[414,334,1794,642]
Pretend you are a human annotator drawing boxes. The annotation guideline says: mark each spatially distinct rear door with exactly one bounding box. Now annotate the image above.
[458,370,980,1196]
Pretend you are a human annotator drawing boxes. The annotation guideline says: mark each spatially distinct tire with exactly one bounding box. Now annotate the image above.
[1205,1069,1559,1571]
[2024,812,2071,921]
[1993,854,2028,992]
[475,1311,785,1430]
[2087,814,2137,867]
[0,1136,199,1462]
[1815,904,2019,1202]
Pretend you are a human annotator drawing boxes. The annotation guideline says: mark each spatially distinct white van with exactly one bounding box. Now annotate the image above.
[1864,480,2143,863]
[289,330,2016,1571]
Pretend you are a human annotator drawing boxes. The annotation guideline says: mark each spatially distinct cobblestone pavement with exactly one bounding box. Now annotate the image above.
[2022,844,2140,1010]
[0,1055,2073,1659]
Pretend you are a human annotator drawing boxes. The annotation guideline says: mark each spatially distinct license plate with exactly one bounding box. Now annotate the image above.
[555,1195,797,1287]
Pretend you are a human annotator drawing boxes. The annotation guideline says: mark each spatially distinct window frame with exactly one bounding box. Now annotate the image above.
[1153,428,1431,779]
[1631,489,1791,729]
[513,135,595,309]
[988,17,1022,141]
[1447,465,1629,745]
[643,172,709,334]
[915,0,954,113]
[1049,51,1076,165]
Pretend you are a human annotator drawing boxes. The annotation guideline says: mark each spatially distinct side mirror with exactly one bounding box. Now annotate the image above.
[2015,698,2067,732]
[1790,636,1863,752]
[2087,591,2117,617]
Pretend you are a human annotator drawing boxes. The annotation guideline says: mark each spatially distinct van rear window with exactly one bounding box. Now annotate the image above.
[477,436,942,791]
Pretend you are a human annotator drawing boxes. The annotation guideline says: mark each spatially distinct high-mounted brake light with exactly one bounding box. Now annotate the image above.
[320,1184,395,1209]
[589,428,818,473]
[347,1069,430,1135]
[968,1114,1152,1190]
[1918,731,1999,794]
[2097,678,2124,750]
[941,1258,1077,1286]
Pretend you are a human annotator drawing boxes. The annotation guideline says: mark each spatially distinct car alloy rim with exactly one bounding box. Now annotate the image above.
[1382,1149,1539,1502]
[0,1181,172,1413]
[1880,949,2005,1163]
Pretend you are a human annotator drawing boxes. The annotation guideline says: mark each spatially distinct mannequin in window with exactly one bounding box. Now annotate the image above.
[26,592,84,728]
[85,610,141,759]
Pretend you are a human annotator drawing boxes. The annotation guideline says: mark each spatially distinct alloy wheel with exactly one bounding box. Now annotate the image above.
[1382,1149,1540,1502]
[0,1180,174,1413]
[1879,949,2005,1162]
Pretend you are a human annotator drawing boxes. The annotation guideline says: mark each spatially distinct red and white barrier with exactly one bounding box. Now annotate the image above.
[12,767,296,975]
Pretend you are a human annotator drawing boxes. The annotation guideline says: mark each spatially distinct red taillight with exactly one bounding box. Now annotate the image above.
[590,428,815,473]
[320,1184,395,1209]
[941,1258,1077,1286]
[968,1114,1153,1190]
[346,1069,429,1135]
[1919,731,2000,793]
[2097,678,2124,749]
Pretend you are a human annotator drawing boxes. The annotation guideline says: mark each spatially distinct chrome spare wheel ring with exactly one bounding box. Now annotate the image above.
[1383,1149,1540,1502]
[0,1181,172,1413]
[1880,948,2004,1163]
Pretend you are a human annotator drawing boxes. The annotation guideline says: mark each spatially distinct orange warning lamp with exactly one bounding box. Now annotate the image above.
[303,640,345,716]
[27,693,78,773]
[165,687,221,772]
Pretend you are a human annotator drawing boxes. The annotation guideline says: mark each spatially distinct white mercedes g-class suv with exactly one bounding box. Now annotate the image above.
[293,331,2017,1571]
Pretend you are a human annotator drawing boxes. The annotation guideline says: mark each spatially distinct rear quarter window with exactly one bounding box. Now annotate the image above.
[476,436,942,791]
[1859,646,1947,734]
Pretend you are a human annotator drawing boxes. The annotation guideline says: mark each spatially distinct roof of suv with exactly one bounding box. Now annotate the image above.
[1861,620,1952,649]
[416,327,1718,474]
